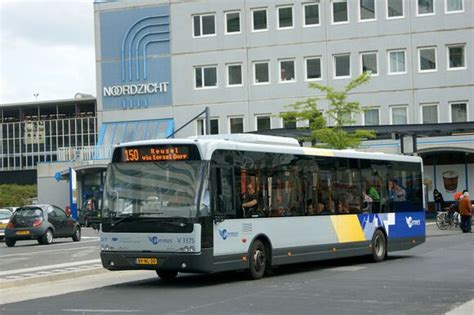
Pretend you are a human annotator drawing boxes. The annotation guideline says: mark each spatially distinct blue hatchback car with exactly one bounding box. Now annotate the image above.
[5,204,81,247]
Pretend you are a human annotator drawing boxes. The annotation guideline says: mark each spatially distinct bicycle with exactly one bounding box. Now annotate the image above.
[436,208,460,230]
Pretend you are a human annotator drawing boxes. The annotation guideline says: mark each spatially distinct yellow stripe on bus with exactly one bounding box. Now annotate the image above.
[330,215,366,243]
[301,147,335,157]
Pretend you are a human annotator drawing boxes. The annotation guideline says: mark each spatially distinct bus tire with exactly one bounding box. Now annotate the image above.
[247,239,266,280]
[371,229,387,262]
[156,270,178,281]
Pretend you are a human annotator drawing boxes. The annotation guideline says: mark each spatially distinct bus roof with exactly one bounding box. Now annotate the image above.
[116,134,422,164]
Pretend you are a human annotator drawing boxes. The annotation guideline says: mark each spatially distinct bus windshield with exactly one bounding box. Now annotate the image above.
[104,161,206,219]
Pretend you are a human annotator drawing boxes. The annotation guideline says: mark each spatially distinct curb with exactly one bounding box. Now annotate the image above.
[0,267,109,290]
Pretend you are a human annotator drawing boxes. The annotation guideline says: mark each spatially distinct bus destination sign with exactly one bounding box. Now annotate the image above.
[115,145,200,163]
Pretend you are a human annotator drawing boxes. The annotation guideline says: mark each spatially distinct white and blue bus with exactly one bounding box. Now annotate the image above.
[100,134,425,280]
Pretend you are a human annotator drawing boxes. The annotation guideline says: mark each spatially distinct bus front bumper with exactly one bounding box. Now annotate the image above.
[100,248,214,273]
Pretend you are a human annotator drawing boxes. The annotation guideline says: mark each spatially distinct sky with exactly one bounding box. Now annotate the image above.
[0,0,96,104]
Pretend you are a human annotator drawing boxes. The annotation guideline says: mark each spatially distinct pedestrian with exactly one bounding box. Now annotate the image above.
[433,189,444,212]
[458,191,472,233]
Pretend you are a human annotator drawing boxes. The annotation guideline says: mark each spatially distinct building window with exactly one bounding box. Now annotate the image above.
[305,57,322,80]
[229,117,244,133]
[254,61,270,84]
[195,66,217,89]
[334,54,351,78]
[360,0,376,21]
[418,47,437,72]
[332,0,349,24]
[252,8,267,31]
[421,104,438,123]
[197,118,219,135]
[225,11,240,34]
[282,117,297,129]
[450,102,467,122]
[387,0,404,18]
[193,14,216,37]
[388,50,406,74]
[447,45,466,70]
[256,116,271,131]
[277,6,293,29]
[417,0,434,15]
[227,63,243,86]
[391,106,408,124]
[303,3,320,26]
[445,0,463,13]
[361,52,378,75]
[364,108,380,125]
[279,59,295,82]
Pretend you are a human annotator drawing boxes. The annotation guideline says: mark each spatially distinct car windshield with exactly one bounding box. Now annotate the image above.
[104,161,206,219]
[0,210,11,220]
[14,207,43,217]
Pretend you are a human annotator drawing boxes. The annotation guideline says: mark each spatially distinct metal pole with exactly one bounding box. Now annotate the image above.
[205,106,210,135]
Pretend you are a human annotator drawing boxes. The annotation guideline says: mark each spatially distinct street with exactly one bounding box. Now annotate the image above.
[0,223,473,315]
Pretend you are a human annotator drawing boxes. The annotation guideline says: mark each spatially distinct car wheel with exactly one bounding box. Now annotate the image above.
[156,270,178,281]
[41,229,54,245]
[72,226,81,242]
[5,238,16,247]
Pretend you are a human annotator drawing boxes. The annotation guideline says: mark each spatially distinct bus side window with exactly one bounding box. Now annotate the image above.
[211,167,235,217]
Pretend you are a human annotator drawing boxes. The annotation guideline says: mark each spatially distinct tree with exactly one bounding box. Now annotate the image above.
[280,72,376,149]
[0,184,37,208]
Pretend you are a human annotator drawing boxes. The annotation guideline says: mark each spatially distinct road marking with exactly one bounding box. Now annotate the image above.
[0,259,101,276]
[328,266,367,272]
[0,245,98,258]
[81,236,100,240]
[426,222,436,226]
[62,309,143,313]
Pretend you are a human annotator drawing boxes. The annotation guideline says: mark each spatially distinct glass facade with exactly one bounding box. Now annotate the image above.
[0,101,97,171]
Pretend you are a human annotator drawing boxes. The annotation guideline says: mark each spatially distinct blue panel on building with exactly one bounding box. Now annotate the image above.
[99,5,172,110]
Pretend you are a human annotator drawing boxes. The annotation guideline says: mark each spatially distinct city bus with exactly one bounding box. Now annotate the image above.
[100,134,425,280]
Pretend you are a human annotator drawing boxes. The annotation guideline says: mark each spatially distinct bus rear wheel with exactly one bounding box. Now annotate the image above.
[371,230,387,262]
[156,270,178,281]
[247,239,267,280]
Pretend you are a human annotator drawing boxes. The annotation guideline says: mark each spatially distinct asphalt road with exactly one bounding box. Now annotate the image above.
[0,228,100,273]
[0,223,473,315]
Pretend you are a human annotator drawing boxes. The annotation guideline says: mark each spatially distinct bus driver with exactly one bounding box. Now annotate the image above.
[242,183,258,217]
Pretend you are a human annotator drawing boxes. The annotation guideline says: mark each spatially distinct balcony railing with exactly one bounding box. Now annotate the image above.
[57,145,112,162]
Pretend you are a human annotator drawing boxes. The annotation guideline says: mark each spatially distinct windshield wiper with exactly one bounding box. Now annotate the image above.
[110,214,188,227]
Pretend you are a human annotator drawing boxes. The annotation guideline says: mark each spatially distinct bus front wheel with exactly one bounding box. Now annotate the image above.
[156,270,178,281]
[247,239,267,280]
[371,230,387,262]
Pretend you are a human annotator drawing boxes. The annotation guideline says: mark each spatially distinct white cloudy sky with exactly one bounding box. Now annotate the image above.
[0,0,96,104]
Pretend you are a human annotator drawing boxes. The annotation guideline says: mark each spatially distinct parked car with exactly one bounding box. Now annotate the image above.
[4,207,19,213]
[4,204,81,247]
[0,208,13,240]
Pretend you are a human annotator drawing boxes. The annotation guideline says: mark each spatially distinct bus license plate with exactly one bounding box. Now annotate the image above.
[16,230,30,235]
[135,258,158,265]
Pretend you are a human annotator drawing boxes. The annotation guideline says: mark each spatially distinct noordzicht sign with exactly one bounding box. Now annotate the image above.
[103,82,169,97]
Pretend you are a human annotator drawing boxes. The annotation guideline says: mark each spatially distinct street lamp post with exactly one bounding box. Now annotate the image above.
[33,93,39,101]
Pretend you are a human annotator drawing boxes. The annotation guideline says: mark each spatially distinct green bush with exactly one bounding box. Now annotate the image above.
[0,185,37,208]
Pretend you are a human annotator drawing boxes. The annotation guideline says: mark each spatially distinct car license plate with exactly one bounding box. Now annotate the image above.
[16,230,30,235]
[0,223,6,229]
[135,258,158,265]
